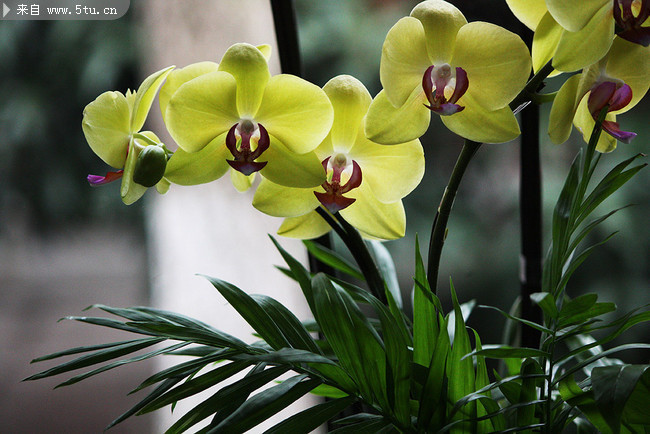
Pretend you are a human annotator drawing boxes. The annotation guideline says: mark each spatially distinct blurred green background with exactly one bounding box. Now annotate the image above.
[1,0,648,432]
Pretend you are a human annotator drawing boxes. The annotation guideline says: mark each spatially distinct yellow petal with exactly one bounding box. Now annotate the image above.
[365,88,431,145]
[323,75,372,153]
[606,37,650,113]
[505,0,548,30]
[159,61,219,122]
[278,211,331,239]
[350,129,424,203]
[552,4,614,72]
[532,12,564,73]
[452,22,531,111]
[548,74,582,144]
[574,95,617,153]
[255,74,334,154]
[230,169,255,192]
[156,178,171,194]
[341,182,406,240]
[260,136,326,188]
[82,90,131,168]
[164,133,231,185]
[441,94,520,143]
[165,71,239,153]
[546,0,608,32]
[410,0,466,64]
[253,179,320,218]
[256,44,272,61]
[218,43,270,117]
[131,66,175,132]
[379,16,431,107]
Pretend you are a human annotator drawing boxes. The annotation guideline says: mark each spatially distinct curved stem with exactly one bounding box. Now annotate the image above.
[315,207,387,304]
[426,140,481,292]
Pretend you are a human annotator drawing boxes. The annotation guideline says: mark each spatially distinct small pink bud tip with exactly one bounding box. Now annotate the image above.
[87,170,123,186]
[588,81,636,143]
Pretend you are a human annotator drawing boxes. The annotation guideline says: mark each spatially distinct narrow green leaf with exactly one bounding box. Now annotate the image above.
[330,415,391,433]
[24,337,166,382]
[29,338,152,363]
[303,239,364,280]
[264,395,357,434]
[418,311,450,431]
[368,240,403,308]
[212,375,321,433]
[479,305,552,334]
[127,321,250,350]
[466,346,550,360]
[270,235,316,314]
[413,236,441,367]
[308,383,349,399]
[530,292,558,320]
[231,348,336,366]
[203,275,290,350]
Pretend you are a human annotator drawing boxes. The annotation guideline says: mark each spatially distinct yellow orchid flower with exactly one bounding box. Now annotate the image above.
[549,37,650,152]
[252,75,425,240]
[506,0,649,74]
[82,66,174,205]
[364,0,531,145]
[163,43,333,192]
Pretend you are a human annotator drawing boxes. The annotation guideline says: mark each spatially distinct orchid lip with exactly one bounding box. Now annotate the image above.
[314,155,363,213]
[87,170,124,186]
[225,120,270,175]
[613,0,650,46]
[422,64,469,116]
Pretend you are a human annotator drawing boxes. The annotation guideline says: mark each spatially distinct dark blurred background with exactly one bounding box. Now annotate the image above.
[1,0,648,432]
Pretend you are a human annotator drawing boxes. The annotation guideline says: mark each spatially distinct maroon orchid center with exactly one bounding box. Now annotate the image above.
[422,63,469,116]
[225,119,270,176]
[314,154,362,213]
[588,81,636,143]
[613,0,650,46]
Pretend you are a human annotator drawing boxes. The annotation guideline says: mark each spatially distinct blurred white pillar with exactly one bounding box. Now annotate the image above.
[141,1,322,432]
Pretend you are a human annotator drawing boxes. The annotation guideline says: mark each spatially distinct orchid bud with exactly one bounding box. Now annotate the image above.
[133,145,167,187]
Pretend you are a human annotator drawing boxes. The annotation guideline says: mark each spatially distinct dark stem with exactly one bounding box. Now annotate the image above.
[426,140,482,291]
[315,207,388,304]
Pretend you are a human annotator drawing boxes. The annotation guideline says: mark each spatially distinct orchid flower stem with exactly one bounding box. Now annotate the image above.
[315,207,388,304]
[426,140,482,293]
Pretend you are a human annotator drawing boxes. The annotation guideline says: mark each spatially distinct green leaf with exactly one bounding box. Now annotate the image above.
[591,365,650,433]
[466,346,550,360]
[308,383,350,399]
[413,236,441,367]
[231,348,336,366]
[203,275,290,350]
[479,305,553,334]
[330,414,392,433]
[303,240,364,280]
[29,338,154,363]
[530,292,558,320]
[24,337,166,382]
[140,360,254,413]
[516,359,542,430]
[164,364,290,433]
[418,311,450,431]
[270,235,316,314]
[368,240,403,308]
[264,395,357,434]
[311,273,389,409]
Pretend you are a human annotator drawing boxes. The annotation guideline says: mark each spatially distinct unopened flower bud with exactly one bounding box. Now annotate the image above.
[133,145,168,187]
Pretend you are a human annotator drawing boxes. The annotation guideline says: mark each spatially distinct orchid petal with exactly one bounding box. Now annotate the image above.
[379,16,431,108]
[255,74,333,154]
[574,96,618,153]
[165,71,239,153]
[156,178,171,194]
[159,61,219,121]
[87,170,123,186]
[256,44,272,61]
[131,66,175,132]
[549,74,582,144]
[82,91,131,169]
[277,211,331,240]
[546,0,608,32]
[323,75,372,154]
[365,88,431,145]
[253,179,320,218]
[606,37,650,113]
[164,133,231,185]
[451,22,531,111]
[218,43,270,117]
[410,0,466,65]
[350,131,424,203]
[441,93,520,143]
[532,12,564,73]
[230,169,256,192]
[553,4,615,72]
[120,138,148,205]
[505,0,548,30]
[260,136,326,188]
[340,182,406,240]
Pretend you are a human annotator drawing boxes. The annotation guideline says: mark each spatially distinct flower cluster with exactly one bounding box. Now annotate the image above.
[82,0,649,238]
